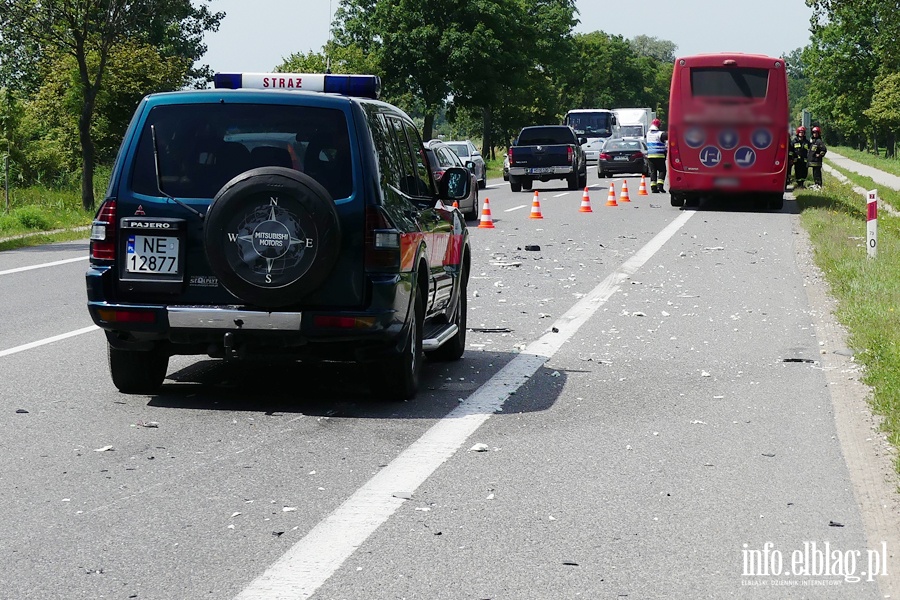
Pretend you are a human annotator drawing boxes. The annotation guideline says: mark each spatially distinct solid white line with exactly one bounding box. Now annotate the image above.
[0,256,88,276]
[553,193,568,198]
[0,325,99,358]
[234,209,696,600]
[504,205,527,212]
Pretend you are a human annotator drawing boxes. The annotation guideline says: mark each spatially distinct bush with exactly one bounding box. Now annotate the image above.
[14,205,53,229]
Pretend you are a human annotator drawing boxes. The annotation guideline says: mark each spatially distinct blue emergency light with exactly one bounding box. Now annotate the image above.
[214,72,380,99]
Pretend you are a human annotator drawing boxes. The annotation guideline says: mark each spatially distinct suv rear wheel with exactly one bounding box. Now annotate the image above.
[368,292,423,400]
[108,343,169,394]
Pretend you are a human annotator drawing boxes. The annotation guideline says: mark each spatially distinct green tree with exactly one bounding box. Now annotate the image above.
[0,0,222,209]
[16,42,189,184]
[629,35,676,63]
[865,72,900,156]
[783,47,809,126]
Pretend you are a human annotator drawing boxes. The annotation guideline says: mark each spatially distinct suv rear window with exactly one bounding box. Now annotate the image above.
[131,104,353,200]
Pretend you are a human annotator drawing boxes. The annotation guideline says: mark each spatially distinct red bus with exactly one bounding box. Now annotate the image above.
[666,53,789,210]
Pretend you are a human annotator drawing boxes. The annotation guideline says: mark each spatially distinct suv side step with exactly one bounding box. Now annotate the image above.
[422,324,459,351]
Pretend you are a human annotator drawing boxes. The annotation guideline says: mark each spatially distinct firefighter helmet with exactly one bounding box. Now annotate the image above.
[797,126,806,135]
[651,118,661,127]
[812,126,821,136]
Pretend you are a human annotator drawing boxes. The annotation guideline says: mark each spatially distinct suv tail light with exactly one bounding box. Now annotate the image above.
[364,205,401,271]
[90,199,117,261]
[567,146,574,163]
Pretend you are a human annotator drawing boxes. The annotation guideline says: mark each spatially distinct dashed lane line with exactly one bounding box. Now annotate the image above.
[0,256,89,276]
[0,325,99,358]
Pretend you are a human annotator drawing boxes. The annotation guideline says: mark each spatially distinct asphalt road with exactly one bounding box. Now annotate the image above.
[0,170,889,599]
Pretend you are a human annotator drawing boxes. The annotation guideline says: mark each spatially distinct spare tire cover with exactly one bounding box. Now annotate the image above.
[204,167,342,308]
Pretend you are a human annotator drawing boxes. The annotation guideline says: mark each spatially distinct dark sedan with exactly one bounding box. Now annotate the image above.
[597,138,650,178]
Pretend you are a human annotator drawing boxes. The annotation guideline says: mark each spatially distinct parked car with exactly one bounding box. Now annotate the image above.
[425,139,479,220]
[597,138,650,178]
[503,153,510,181]
[86,72,473,400]
[445,140,487,189]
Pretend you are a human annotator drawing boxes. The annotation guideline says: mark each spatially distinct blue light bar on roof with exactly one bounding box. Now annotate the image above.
[213,72,380,99]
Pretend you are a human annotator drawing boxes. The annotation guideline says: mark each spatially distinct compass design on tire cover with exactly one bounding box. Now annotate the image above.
[230,197,312,282]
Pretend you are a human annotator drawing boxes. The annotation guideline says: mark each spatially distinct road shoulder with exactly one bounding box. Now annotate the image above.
[794,212,900,595]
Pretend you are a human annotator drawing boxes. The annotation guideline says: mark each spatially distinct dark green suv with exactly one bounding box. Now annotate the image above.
[86,73,472,399]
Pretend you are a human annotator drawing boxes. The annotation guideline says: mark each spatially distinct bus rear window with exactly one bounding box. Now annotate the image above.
[690,68,768,99]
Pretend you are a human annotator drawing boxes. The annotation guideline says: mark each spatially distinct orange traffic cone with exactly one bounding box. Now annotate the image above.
[477,197,495,229]
[579,187,593,213]
[619,179,631,203]
[605,182,618,207]
[529,190,544,219]
[638,175,649,196]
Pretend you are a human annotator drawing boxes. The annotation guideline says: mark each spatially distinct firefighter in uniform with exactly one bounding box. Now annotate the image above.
[791,126,810,188]
[646,118,668,193]
[808,126,827,188]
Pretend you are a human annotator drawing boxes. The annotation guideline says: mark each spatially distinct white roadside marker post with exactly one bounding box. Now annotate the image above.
[867,189,878,259]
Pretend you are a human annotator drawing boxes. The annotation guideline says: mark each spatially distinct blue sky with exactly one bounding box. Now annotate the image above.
[199,0,814,75]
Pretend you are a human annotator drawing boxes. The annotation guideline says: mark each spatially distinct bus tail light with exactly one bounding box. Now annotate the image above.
[90,199,117,261]
[669,139,682,166]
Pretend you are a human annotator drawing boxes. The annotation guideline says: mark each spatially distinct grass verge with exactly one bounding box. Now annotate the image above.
[796,175,900,470]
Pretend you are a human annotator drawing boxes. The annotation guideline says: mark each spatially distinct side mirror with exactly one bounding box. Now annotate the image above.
[465,160,476,173]
[579,137,588,145]
[472,151,481,157]
[438,166,471,201]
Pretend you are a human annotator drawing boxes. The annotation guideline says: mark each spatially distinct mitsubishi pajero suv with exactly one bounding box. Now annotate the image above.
[87,73,472,400]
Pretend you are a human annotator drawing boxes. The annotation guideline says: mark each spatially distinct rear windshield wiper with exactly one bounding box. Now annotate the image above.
[151,124,205,220]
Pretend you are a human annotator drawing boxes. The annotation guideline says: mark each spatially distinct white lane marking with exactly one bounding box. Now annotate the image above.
[0,256,88,276]
[235,209,696,600]
[0,325,99,358]
[504,205,527,212]
[553,193,568,198]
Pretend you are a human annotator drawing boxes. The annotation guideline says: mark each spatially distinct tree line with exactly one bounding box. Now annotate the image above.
[792,0,900,154]
[0,0,675,210]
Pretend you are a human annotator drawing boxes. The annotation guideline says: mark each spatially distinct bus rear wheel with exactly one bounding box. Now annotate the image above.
[670,193,685,207]
[768,194,784,211]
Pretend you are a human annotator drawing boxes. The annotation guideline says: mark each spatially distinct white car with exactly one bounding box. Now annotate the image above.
[581,137,607,163]
[446,140,487,188]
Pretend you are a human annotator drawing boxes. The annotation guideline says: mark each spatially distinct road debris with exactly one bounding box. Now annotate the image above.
[133,421,159,428]
[93,445,114,452]
[469,443,490,452]
[392,492,413,500]
[15,409,28,414]
[524,245,541,251]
